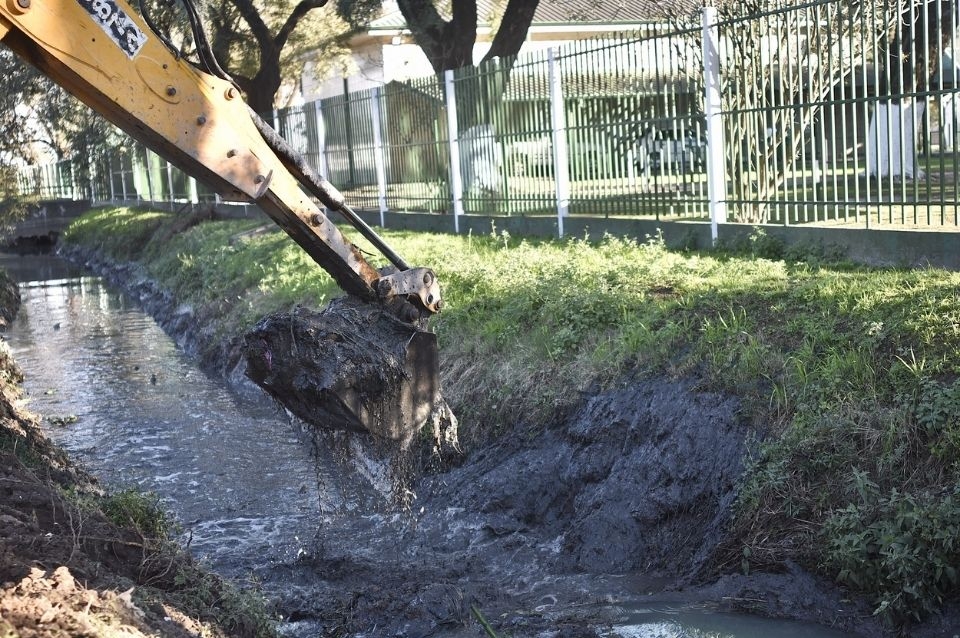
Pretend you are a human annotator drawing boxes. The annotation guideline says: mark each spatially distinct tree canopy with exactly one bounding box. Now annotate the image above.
[145,0,364,113]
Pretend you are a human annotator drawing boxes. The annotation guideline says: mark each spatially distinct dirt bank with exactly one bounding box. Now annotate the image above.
[0,269,276,638]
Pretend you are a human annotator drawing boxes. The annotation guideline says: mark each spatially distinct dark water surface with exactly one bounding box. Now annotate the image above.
[2,256,364,592]
[2,253,861,638]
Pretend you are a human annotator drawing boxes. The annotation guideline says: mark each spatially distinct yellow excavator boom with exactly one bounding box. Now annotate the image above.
[0,0,451,440]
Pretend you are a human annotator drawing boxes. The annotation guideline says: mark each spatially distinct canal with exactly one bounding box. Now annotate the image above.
[2,252,865,638]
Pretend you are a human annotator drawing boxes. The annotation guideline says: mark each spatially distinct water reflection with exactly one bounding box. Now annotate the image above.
[5,270,336,579]
[605,604,852,637]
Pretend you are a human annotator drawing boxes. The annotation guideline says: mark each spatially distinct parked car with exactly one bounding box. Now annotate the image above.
[635,125,706,174]
[508,133,613,179]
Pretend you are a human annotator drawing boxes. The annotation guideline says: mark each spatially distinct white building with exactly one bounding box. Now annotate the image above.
[301,0,675,99]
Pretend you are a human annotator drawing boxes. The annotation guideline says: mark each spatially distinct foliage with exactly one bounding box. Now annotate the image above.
[165,564,278,638]
[63,207,960,626]
[97,488,173,540]
[137,0,357,111]
[0,49,115,170]
[824,484,960,624]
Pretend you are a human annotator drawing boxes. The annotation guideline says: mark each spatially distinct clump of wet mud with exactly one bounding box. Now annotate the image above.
[242,298,459,456]
[437,377,746,576]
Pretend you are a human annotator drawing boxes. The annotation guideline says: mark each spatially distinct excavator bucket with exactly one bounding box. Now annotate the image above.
[242,298,455,447]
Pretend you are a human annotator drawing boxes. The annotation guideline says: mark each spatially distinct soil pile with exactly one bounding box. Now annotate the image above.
[0,270,275,638]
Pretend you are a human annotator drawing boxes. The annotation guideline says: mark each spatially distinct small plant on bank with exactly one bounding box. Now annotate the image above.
[824,484,960,624]
[165,564,278,638]
[98,488,173,540]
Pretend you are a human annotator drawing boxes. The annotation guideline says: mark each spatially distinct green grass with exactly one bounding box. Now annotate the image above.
[63,206,960,627]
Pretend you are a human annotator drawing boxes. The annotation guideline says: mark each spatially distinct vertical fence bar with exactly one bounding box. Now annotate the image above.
[370,86,388,227]
[165,161,175,210]
[703,6,726,243]
[444,69,464,232]
[143,147,155,204]
[188,176,198,205]
[548,47,570,238]
[119,154,128,201]
[88,151,96,202]
[107,155,116,201]
[313,100,330,179]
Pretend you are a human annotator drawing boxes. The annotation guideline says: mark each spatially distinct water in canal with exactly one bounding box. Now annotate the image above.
[2,252,863,638]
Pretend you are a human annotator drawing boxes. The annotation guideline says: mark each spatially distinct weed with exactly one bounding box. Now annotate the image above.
[164,564,278,637]
[99,488,173,539]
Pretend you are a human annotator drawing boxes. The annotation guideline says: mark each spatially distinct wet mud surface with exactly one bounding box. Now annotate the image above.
[260,380,880,637]
[35,247,940,637]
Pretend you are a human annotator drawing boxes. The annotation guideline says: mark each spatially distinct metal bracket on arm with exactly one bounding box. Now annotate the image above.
[377,268,443,315]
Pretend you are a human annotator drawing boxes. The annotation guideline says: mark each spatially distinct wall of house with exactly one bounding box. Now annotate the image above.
[303,46,387,100]
[302,29,647,102]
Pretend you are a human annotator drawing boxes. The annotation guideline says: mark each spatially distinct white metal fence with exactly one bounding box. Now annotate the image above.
[16,0,960,235]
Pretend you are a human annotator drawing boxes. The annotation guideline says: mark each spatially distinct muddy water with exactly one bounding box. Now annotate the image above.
[3,253,864,638]
[3,263,375,607]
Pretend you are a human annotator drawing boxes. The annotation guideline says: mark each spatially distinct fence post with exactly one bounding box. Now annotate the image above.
[703,6,727,244]
[313,100,330,179]
[165,161,175,210]
[108,155,116,201]
[370,86,388,227]
[444,69,464,233]
[188,176,198,205]
[143,146,155,204]
[119,154,128,201]
[88,151,96,202]
[54,161,63,199]
[548,47,570,239]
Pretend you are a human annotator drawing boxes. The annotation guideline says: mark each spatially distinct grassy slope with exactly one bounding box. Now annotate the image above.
[64,207,960,627]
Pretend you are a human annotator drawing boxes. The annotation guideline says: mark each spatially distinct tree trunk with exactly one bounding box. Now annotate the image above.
[397,0,477,73]
[239,62,283,116]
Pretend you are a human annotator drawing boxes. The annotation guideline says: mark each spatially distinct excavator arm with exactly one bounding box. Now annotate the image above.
[0,0,453,442]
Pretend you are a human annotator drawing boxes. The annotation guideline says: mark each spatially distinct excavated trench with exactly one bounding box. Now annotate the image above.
[5,249,883,637]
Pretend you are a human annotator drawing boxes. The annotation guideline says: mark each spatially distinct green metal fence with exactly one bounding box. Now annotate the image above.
[16,0,960,232]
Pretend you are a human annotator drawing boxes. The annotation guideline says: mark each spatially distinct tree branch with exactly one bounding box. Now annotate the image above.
[482,0,539,63]
[276,0,329,53]
[230,0,276,58]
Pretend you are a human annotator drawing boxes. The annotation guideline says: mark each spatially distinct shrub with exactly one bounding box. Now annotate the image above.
[824,484,960,624]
